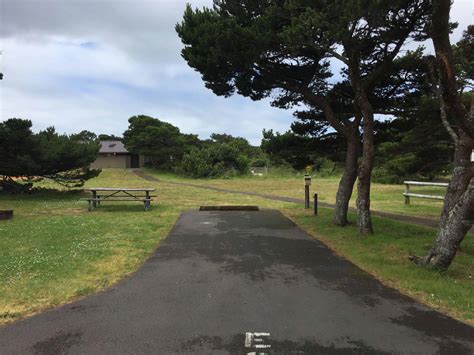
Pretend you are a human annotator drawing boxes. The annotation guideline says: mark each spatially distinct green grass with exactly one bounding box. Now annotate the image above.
[0,169,472,326]
[0,183,175,322]
[0,169,289,324]
[284,207,473,324]
[145,168,445,219]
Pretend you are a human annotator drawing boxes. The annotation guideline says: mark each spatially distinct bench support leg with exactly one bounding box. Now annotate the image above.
[144,191,151,211]
[92,191,97,209]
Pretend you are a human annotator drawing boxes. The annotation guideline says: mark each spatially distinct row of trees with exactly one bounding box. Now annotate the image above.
[262,27,472,184]
[0,114,262,191]
[176,0,473,270]
[122,115,265,177]
[2,111,452,186]
[262,108,454,184]
[10,110,445,186]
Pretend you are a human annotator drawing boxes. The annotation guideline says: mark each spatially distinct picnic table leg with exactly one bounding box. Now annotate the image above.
[144,200,151,211]
[144,191,151,211]
[92,190,97,209]
[88,200,93,212]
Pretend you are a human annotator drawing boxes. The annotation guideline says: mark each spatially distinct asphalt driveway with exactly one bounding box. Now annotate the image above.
[0,210,472,354]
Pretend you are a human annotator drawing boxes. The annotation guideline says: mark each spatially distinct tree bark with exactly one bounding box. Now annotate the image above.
[348,56,375,235]
[356,107,375,235]
[418,132,473,270]
[333,126,359,226]
[412,0,474,270]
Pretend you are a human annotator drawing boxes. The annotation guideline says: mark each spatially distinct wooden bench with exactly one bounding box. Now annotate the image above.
[82,188,156,211]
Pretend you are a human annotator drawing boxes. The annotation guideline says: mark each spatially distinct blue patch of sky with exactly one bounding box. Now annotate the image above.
[54,39,99,50]
[79,41,99,50]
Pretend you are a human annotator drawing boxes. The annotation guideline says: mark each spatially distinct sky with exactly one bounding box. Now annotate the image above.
[0,0,472,145]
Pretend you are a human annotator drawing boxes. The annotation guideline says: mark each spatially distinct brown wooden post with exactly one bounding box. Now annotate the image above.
[405,183,410,205]
[304,175,311,209]
[313,193,318,215]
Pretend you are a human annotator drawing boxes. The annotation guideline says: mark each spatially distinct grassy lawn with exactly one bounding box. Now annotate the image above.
[0,169,472,326]
[0,169,289,324]
[284,208,473,325]
[145,168,445,219]
[0,171,174,324]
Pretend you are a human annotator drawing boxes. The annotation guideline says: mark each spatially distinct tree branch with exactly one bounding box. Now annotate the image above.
[325,47,349,65]
[280,81,350,135]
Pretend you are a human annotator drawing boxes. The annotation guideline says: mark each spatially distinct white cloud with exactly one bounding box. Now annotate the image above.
[1,0,472,146]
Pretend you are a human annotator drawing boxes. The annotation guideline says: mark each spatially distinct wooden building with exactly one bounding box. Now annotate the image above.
[90,141,144,169]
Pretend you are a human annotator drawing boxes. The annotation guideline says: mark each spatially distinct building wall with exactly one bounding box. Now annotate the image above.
[91,154,128,169]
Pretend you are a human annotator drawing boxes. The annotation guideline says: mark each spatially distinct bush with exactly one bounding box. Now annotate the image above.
[180,143,249,178]
[372,152,452,184]
[0,119,100,191]
[250,158,268,167]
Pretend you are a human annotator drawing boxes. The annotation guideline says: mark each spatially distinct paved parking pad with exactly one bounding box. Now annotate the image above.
[0,210,472,354]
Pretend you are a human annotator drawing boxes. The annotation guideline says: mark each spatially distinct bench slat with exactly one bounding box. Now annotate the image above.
[403,193,444,200]
[403,181,449,187]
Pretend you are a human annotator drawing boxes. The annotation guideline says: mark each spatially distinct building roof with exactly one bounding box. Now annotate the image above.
[98,140,129,154]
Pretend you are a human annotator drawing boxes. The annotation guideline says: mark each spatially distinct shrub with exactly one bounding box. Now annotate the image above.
[250,158,268,167]
[180,143,249,178]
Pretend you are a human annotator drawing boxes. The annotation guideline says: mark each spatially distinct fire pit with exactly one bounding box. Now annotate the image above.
[0,210,13,220]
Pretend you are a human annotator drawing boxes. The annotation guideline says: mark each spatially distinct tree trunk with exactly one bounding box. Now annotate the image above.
[356,109,375,235]
[411,0,474,270]
[347,52,376,235]
[333,127,359,226]
[418,134,473,270]
[302,90,363,228]
[350,80,375,235]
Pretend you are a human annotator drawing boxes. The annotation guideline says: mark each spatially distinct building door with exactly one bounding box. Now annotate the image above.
[131,154,140,168]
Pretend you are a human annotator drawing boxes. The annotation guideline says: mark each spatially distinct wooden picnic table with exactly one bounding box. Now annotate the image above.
[83,187,156,211]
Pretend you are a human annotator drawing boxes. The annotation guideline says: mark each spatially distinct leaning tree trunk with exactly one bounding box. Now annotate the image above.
[418,133,473,270]
[411,0,474,270]
[350,83,375,234]
[333,127,359,226]
[347,54,375,235]
[356,110,375,235]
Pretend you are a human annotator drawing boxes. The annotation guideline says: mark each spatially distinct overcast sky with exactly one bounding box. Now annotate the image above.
[1,0,472,145]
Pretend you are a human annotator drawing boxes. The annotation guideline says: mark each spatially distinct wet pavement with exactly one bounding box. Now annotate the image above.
[0,210,472,354]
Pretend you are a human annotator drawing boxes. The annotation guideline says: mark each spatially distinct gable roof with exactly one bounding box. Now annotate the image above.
[98,140,129,154]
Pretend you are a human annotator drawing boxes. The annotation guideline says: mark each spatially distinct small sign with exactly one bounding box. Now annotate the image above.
[245,332,271,354]
[304,175,312,186]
